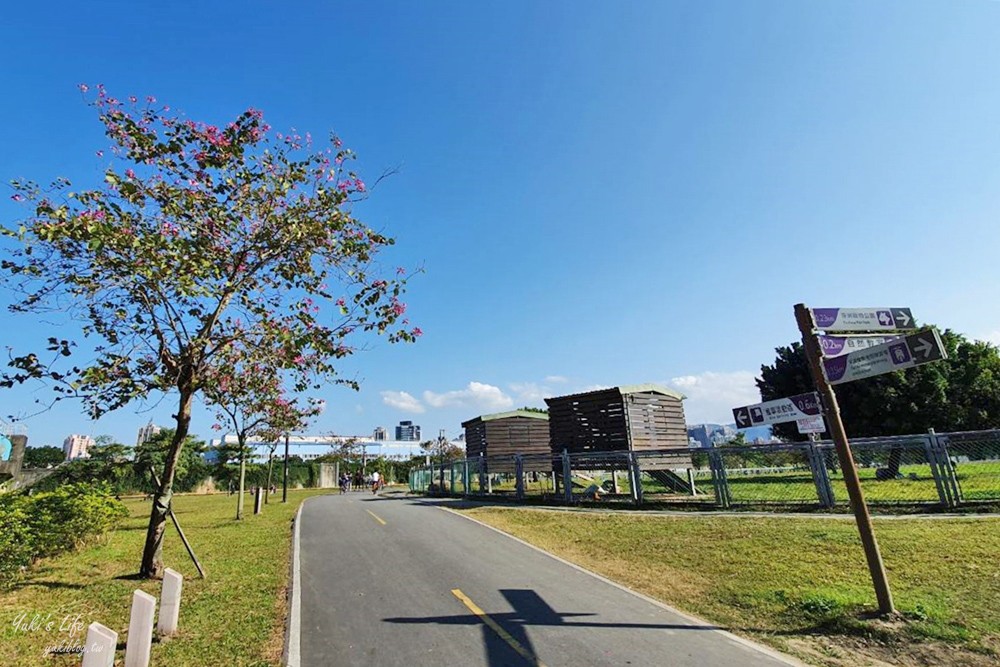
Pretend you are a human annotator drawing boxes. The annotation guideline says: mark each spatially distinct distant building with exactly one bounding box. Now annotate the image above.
[395,420,421,442]
[710,425,736,446]
[63,434,94,460]
[687,423,736,448]
[373,426,387,441]
[136,421,163,448]
[687,424,714,448]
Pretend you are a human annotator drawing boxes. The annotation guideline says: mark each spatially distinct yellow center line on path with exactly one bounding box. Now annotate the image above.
[451,589,547,667]
[366,509,387,525]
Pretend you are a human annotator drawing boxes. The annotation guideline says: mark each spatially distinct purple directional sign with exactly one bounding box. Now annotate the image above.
[811,308,915,332]
[823,328,946,385]
[733,392,823,427]
[818,335,900,358]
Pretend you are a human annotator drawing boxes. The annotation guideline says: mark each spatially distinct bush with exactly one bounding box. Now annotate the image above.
[0,483,128,586]
[0,499,34,582]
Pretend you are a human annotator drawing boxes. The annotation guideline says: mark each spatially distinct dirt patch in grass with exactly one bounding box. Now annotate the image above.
[463,507,1000,667]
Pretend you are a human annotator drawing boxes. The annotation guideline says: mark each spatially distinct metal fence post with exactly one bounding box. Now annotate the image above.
[450,464,456,496]
[929,428,962,507]
[923,430,951,508]
[478,453,487,494]
[806,440,834,508]
[562,449,573,503]
[628,451,643,506]
[515,454,525,500]
[708,448,731,508]
[462,459,469,497]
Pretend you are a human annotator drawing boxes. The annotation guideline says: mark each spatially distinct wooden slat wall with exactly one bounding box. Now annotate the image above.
[545,388,631,454]
[464,416,551,473]
[463,420,488,459]
[484,417,551,472]
[625,393,689,450]
[625,392,692,467]
[546,388,690,459]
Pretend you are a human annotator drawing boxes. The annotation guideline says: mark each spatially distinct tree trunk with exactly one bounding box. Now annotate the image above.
[140,388,194,578]
[265,453,275,504]
[237,439,247,520]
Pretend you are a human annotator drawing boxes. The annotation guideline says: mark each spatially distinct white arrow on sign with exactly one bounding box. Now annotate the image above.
[822,328,946,385]
[912,337,935,359]
[732,393,823,427]
[895,310,912,327]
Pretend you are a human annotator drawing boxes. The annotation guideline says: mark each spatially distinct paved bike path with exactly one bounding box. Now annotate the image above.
[298,493,800,666]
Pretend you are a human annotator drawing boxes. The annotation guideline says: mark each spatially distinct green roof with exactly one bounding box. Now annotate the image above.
[545,384,687,402]
[617,384,686,401]
[463,410,549,427]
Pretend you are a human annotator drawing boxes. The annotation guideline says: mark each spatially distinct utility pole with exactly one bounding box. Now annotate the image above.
[438,429,447,491]
[794,303,895,615]
[282,433,290,503]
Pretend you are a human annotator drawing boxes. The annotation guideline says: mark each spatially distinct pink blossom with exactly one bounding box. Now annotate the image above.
[354,178,366,192]
[412,327,423,337]
[78,83,89,93]
[10,194,23,202]
[125,168,136,179]
[129,95,137,103]
[146,95,156,103]
[211,423,222,431]
[96,150,104,158]
[396,267,406,275]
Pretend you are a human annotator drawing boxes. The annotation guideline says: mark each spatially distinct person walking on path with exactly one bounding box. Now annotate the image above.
[371,470,381,494]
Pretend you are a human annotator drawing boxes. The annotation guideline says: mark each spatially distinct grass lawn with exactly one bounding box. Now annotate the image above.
[0,488,330,667]
[463,507,1000,667]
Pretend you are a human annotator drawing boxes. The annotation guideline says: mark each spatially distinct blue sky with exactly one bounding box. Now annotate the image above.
[3,1,1000,449]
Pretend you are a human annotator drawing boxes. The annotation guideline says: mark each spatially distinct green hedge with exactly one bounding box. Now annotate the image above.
[0,483,128,585]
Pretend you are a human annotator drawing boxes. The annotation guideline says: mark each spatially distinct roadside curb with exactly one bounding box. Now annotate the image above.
[283,498,309,667]
[427,500,807,667]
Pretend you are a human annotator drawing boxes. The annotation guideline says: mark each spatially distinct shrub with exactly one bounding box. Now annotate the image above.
[0,483,128,586]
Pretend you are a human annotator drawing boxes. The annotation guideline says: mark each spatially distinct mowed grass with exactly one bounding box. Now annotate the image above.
[464,508,1000,666]
[0,489,329,667]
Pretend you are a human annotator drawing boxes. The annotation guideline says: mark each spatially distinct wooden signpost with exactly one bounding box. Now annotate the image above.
[793,303,946,616]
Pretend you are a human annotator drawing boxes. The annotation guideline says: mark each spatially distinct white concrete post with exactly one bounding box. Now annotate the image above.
[158,568,183,636]
[81,622,117,667]
[124,590,156,667]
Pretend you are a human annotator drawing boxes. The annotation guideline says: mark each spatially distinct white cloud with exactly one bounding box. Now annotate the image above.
[380,391,425,414]
[544,375,569,384]
[508,382,548,405]
[423,382,514,412]
[666,371,759,425]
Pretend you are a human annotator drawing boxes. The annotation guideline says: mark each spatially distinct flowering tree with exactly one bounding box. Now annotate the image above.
[204,339,323,519]
[2,86,419,577]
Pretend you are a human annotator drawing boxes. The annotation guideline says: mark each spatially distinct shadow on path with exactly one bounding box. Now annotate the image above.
[385,588,719,666]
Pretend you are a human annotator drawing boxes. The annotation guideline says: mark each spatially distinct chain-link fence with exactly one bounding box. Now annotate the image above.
[409,428,1000,511]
